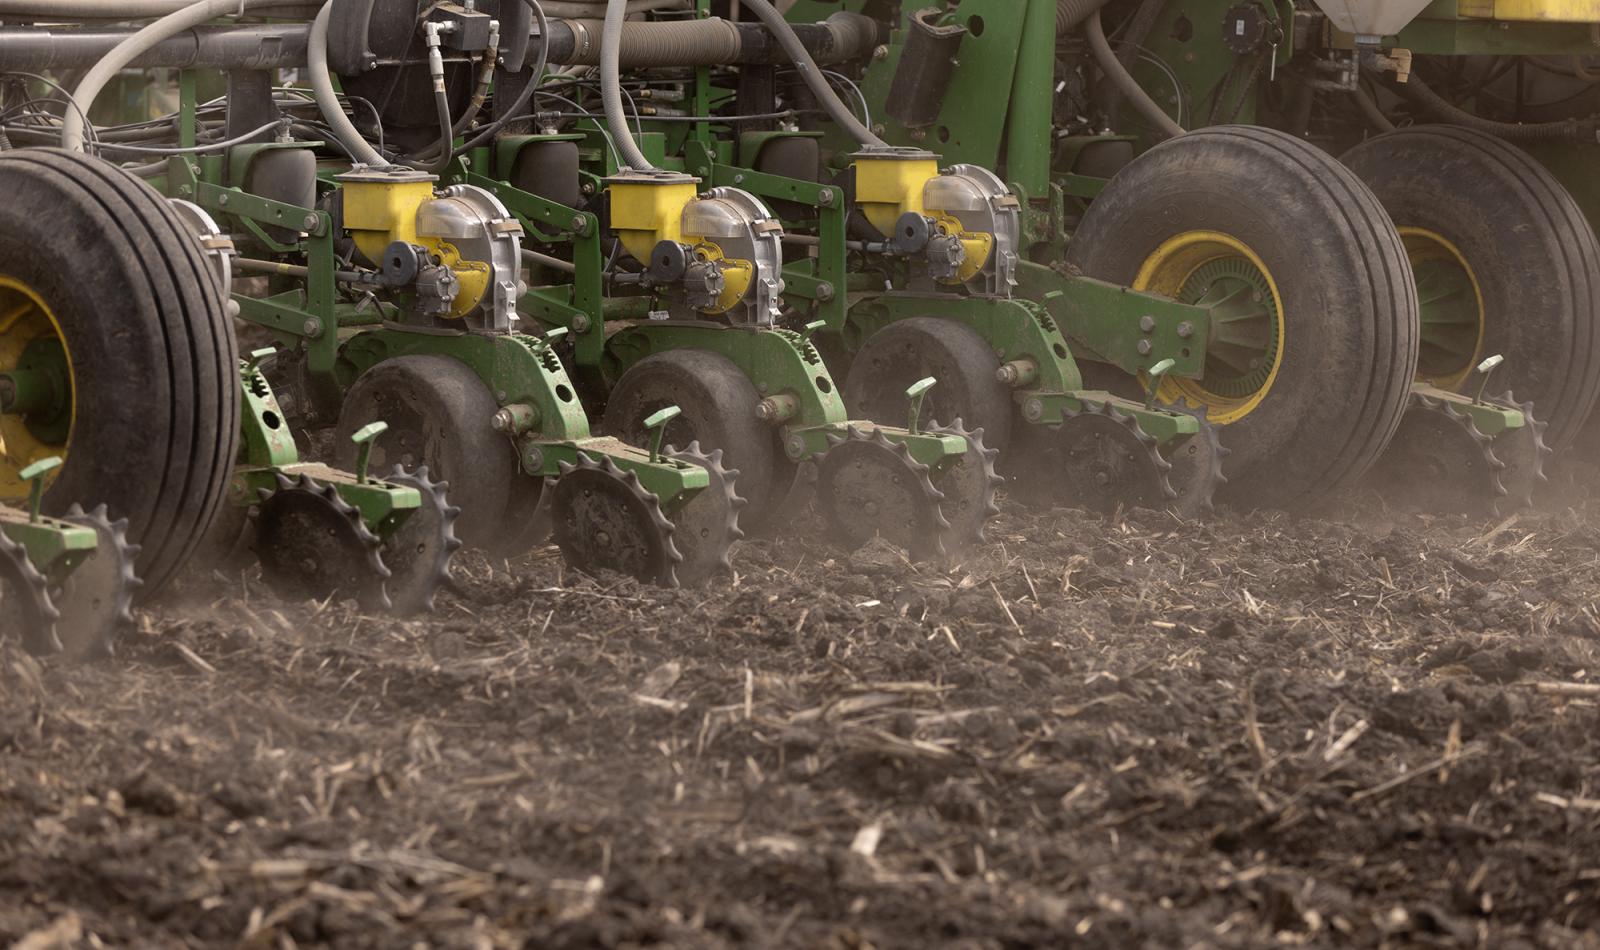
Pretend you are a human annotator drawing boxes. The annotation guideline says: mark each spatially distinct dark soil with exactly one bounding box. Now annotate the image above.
[6,470,1600,948]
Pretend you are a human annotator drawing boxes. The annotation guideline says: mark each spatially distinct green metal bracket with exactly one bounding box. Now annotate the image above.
[0,458,96,577]
[1016,261,1209,379]
[1412,381,1523,437]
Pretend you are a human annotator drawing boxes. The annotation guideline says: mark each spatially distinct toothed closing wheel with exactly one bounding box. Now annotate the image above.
[926,419,1002,550]
[253,472,391,609]
[549,454,682,586]
[0,523,59,655]
[1044,403,1174,514]
[1163,407,1229,518]
[662,442,745,586]
[814,425,951,562]
[1367,394,1525,515]
[380,465,462,614]
[1488,391,1552,514]
[52,504,141,660]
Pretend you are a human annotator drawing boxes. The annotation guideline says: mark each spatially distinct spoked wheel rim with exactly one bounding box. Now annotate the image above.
[0,276,73,501]
[1132,230,1285,425]
[1400,226,1485,390]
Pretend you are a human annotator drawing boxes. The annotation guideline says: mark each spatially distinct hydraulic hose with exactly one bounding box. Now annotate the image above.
[1390,71,1600,142]
[1056,0,1112,34]
[736,0,883,147]
[60,0,312,151]
[1352,83,1395,133]
[1086,8,1182,138]
[602,0,656,169]
[450,0,548,155]
[307,1,387,166]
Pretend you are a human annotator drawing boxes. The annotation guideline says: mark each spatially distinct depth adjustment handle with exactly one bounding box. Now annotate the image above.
[18,456,62,524]
[350,421,389,484]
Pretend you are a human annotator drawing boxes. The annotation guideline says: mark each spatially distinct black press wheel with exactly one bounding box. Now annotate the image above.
[1343,125,1600,451]
[0,149,238,594]
[335,354,535,552]
[1064,125,1418,509]
[601,348,781,524]
[842,317,1014,455]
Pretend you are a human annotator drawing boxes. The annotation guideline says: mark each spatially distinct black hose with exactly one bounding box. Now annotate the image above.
[735,0,882,147]
[448,0,551,156]
[1391,71,1600,142]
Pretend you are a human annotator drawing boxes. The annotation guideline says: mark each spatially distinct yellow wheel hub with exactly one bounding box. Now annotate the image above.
[0,276,73,501]
[1133,230,1285,425]
[1400,226,1485,392]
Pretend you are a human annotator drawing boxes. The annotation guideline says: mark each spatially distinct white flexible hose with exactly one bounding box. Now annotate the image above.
[0,0,312,15]
[307,0,387,166]
[61,0,322,151]
[601,0,654,169]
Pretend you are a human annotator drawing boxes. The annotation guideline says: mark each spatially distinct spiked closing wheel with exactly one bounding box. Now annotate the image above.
[814,425,951,562]
[926,420,1002,551]
[380,466,462,614]
[1488,392,1552,515]
[549,454,682,586]
[1163,408,1230,518]
[662,442,745,586]
[253,473,391,609]
[1020,403,1174,514]
[1366,394,1503,515]
[52,504,141,660]
[0,524,59,655]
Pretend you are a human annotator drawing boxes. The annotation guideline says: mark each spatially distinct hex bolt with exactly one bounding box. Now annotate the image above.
[571,314,592,333]
[1177,321,1194,339]
[785,433,808,459]
[570,215,587,234]
[1136,339,1153,355]
[817,189,835,207]
[996,358,1038,388]
[873,44,889,60]
[755,394,798,424]
[302,213,320,232]
[522,445,544,474]
[218,193,230,206]
[1023,398,1045,422]
[1139,315,1156,333]
[302,318,322,338]
[492,403,540,435]
[816,283,835,302]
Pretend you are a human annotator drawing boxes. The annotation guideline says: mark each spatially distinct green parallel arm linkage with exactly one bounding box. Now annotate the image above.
[603,322,964,468]
[163,154,345,399]
[0,457,97,579]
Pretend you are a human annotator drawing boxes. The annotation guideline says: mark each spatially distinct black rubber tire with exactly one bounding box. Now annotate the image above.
[1063,125,1419,509]
[601,349,780,522]
[0,149,238,594]
[335,355,532,551]
[1343,126,1600,451]
[842,317,1014,455]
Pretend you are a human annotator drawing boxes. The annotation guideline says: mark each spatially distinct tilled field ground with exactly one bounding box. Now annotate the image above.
[5,469,1600,948]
